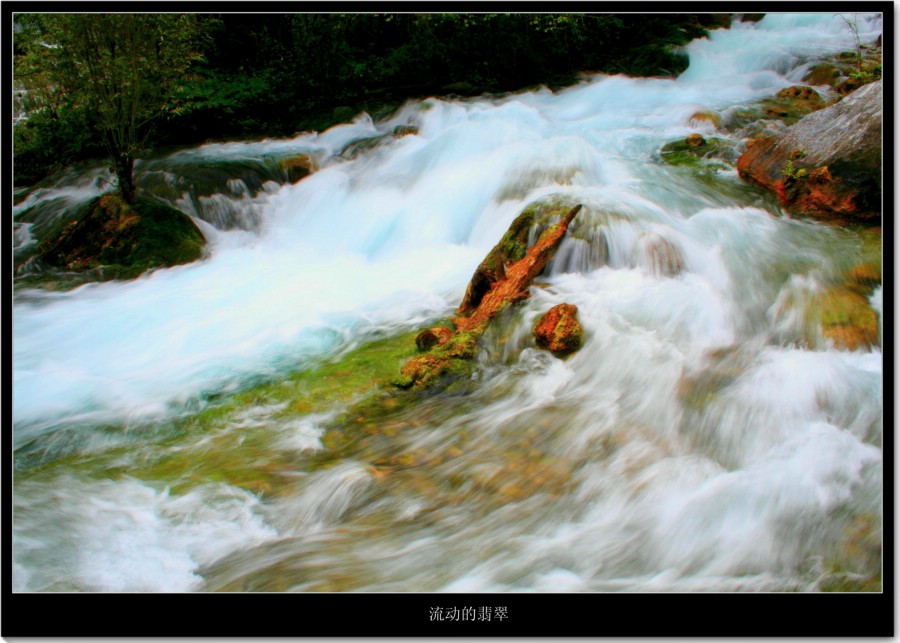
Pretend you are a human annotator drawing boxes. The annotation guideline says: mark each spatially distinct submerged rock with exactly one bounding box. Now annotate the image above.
[810,286,880,351]
[636,231,685,277]
[278,154,317,183]
[339,125,419,160]
[533,304,584,355]
[737,81,882,222]
[689,111,722,128]
[36,194,205,281]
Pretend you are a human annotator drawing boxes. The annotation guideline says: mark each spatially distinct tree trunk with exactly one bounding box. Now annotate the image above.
[114,153,135,202]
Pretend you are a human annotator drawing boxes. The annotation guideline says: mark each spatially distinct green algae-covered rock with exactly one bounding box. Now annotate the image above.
[659,134,731,170]
[37,194,205,281]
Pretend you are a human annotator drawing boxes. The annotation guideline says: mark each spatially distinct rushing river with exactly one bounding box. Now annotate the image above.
[13,13,883,593]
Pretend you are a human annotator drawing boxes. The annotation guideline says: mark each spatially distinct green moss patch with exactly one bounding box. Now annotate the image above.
[17,328,426,494]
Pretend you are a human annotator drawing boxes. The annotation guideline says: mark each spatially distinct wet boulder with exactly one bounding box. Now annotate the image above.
[689,110,722,128]
[533,303,584,356]
[415,326,453,352]
[737,81,882,222]
[279,154,317,183]
[726,85,827,135]
[804,63,841,88]
[339,125,419,160]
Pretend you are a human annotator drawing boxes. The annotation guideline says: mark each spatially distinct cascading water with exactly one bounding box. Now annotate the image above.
[13,13,883,594]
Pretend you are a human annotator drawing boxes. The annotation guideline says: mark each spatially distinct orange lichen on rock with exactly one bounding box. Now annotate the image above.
[455,204,581,334]
[533,303,584,355]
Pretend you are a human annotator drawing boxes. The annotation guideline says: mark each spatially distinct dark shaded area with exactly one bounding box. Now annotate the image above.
[15,12,729,184]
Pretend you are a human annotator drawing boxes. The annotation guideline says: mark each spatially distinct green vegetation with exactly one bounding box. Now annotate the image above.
[14,12,727,185]
[15,14,203,198]
[802,36,882,96]
[782,148,808,180]
[839,14,866,76]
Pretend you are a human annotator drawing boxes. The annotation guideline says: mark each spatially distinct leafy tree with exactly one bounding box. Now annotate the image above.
[15,14,202,200]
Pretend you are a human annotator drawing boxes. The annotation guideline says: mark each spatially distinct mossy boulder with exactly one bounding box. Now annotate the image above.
[659,134,731,170]
[397,203,582,390]
[804,63,841,88]
[37,194,205,281]
[533,303,584,355]
[393,330,482,390]
[732,86,826,130]
[808,286,879,351]
[804,46,882,95]
[137,157,286,204]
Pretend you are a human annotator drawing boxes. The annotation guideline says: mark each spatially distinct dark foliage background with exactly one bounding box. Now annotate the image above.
[14,12,729,185]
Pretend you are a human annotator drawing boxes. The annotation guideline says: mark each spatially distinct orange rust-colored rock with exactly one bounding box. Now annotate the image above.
[455,204,582,334]
[776,85,822,102]
[533,303,584,355]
